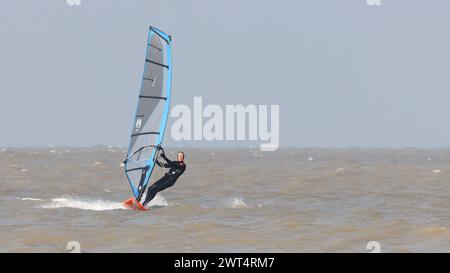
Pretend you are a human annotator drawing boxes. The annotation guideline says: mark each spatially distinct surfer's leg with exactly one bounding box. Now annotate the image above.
[142,186,159,206]
[142,176,171,206]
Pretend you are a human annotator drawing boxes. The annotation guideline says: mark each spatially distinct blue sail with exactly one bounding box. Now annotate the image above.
[124,26,172,200]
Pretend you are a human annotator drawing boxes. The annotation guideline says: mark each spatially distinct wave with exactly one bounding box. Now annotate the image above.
[228,198,248,209]
[17,197,44,201]
[226,197,273,209]
[42,197,125,211]
[40,194,169,211]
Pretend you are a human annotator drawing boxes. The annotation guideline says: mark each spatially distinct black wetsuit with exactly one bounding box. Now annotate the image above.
[142,153,186,206]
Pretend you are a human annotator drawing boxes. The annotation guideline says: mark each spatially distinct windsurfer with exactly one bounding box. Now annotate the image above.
[142,147,186,207]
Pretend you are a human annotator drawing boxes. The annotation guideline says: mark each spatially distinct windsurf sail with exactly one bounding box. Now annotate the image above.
[124,26,172,201]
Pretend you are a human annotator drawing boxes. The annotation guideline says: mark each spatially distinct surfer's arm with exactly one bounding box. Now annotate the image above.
[155,160,170,168]
[157,152,175,168]
[161,152,174,165]
[155,146,171,168]
[161,161,171,168]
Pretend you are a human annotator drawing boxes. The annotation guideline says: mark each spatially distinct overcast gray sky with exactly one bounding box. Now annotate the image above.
[1,0,450,148]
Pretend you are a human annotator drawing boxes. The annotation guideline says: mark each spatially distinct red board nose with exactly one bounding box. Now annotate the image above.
[122,197,148,211]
